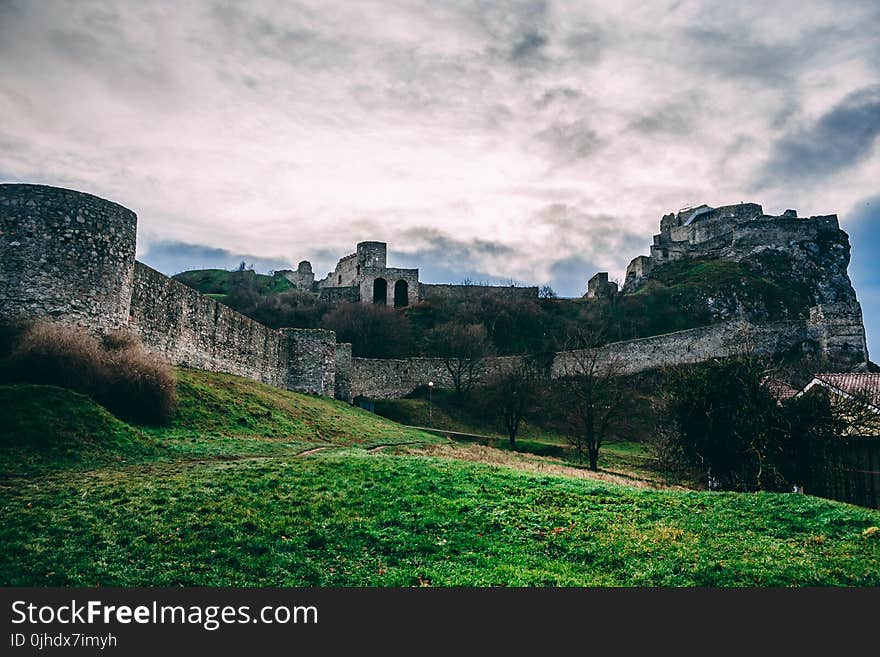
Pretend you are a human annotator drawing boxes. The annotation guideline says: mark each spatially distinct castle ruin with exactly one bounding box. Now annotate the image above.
[277,240,538,306]
[0,184,870,404]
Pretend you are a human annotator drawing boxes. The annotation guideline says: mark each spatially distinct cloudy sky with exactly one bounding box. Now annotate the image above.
[1,1,878,353]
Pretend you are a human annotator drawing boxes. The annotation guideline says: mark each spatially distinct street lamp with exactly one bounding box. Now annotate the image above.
[428,381,434,429]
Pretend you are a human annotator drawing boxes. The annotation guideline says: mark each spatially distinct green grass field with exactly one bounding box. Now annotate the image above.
[372,390,661,481]
[2,369,879,586]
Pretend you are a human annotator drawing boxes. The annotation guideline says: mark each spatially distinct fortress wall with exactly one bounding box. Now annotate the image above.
[350,354,524,399]
[325,252,359,287]
[729,216,838,249]
[351,357,454,399]
[283,327,336,396]
[317,286,359,303]
[353,321,810,399]
[132,264,339,394]
[552,320,809,379]
[0,184,137,332]
[808,303,869,367]
[334,343,353,402]
[357,241,387,269]
[419,284,538,303]
[130,262,289,386]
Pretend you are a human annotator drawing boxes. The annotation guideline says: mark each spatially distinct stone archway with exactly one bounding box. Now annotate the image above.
[373,277,387,305]
[394,280,408,308]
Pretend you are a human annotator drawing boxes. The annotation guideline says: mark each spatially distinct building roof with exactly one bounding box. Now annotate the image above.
[764,378,799,402]
[803,373,880,410]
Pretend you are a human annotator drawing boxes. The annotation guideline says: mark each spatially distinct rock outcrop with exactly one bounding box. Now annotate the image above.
[624,203,868,368]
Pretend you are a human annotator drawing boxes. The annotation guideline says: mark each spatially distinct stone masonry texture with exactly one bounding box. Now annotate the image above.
[0,184,136,332]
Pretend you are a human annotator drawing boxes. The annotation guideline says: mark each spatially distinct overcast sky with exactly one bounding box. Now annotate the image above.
[1,1,878,354]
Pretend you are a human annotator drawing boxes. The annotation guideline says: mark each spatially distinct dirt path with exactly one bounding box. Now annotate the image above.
[366,441,428,453]
[295,445,336,457]
[393,442,685,490]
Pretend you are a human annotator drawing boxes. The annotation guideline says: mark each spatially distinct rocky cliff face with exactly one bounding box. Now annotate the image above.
[623,204,868,368]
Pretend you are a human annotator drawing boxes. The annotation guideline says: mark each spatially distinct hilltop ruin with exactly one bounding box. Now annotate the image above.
[0,185,870,403]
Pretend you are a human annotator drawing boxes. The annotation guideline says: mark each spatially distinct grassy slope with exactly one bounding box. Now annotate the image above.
[373,391,659,481]
[2,369,879,586]
[0,385,161,476]
[173,269,293,297]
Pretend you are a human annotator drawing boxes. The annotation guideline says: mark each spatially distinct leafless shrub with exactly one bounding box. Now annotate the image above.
[4,322,177,425]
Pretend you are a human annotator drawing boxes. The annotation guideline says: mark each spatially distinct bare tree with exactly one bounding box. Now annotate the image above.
[424,321,494,394]
[481,357,544,448]
[538,285,558,299]
[557,330,630,470]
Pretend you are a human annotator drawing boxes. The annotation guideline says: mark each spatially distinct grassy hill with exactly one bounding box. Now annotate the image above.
[172,268,294,303]
[2,369,879,586]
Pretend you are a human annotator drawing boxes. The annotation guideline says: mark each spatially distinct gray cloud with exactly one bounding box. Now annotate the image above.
[548,255,597,297]
[534,119,603,163]
[138,240,293,277]
[0,0,877,341]
[392,229,520,285]
[510,31,548,62]
[760,84,880,184]
[682,27,812,84]
[628,99,699,136]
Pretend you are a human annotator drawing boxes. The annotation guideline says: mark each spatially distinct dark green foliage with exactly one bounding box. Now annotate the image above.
[321,303,415,358]
[654,358,790,491]
[652,357,878,494]
[478,358,544,447]
[240,290,326,329]
[174,255,818,360]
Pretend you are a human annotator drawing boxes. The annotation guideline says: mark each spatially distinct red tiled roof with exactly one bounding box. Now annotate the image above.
[811,373,880,408]
[764,378,799,401]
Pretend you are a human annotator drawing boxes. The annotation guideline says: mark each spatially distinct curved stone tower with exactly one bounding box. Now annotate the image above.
[0,184,137,331]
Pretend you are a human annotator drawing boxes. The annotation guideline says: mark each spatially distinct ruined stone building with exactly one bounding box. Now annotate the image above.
[585,272,618,299]
[314,241,420,307]
[277,240,538,306]
[617,201,868,368]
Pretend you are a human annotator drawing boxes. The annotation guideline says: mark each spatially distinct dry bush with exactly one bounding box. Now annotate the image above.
[101,330,141,352]
[4,322,177,425]
[5,322,108,393]
[101,343,178,425]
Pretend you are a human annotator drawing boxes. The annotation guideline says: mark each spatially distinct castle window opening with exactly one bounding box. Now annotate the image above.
[394,280,408,308]
[357,264,360,276]
[373,278,387,305]
[338,274,342,285]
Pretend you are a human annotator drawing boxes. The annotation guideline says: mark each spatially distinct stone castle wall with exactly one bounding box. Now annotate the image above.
[0,184,337,396]
[334,342,353,402]
[552,320,808,379]
[0,184,137,332]
[317,286,360,303]
[360,268,420,306]
[419,284,538,303]
[351,320,810,399]
[350,354,523,399]
[131,262,289,386]
[282,328,336,396]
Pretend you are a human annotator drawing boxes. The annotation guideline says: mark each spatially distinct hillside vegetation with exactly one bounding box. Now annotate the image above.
[2,368,879,586]
[173,258,812,358]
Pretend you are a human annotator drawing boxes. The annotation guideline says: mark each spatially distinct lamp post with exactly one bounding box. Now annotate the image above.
[428,381,434,429]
